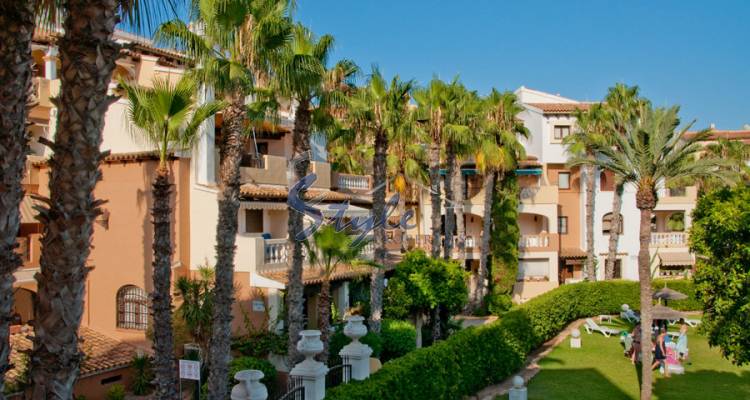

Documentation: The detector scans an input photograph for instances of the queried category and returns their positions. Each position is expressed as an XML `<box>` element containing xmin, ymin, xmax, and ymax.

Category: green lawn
<box><xmin>498</xmin><ymin>319</ymin><xmax>750</xmax><ymax>400</ymax></box>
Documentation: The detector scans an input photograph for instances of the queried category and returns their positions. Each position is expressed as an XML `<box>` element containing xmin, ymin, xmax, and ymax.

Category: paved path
<box><xmin>466</xmin><ymin>318</ymin><xmax>587</xmax><ymax>400</ymax></box>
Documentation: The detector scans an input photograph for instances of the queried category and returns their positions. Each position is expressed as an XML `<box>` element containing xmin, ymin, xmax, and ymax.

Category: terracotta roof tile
<box><xmin>32</xmin><ymin>151</ymin><xmax>174</xmax><ymax>168</ymax></box>
<box><xmin>7</xmin><ymin>326</ymin><xmax>138</xmax><ymax>385</ymax></box>
<box><xmin>559</xmin><ymin>248</ymin><xmax>587</xmax><ymax>259</ymax></box>
<box><xmin>240</xmin><ymin>184</ymin><xmax>372</xmax><ymax>205</ymax></box>
<box><xmin>684</xmin><ymin>129</ymin><xmax>750</xmax><ymax>142</ymax></box>
<box><xmin>260</xmin><ymin>262</ymin><xmax>396</xmax><ymax>286</ymax></box>
<box><xmin>527</xmin><ymin>102</ymin><xmax>593</xmax><ymax>114</ymax></box>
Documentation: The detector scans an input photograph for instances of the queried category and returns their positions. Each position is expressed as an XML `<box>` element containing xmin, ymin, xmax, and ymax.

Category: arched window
<box><xmin>117</xmin><ymin>285</ymin><xmax>148</xmax><ymax>330</ymax></box>
<box><xmin>602</xmin><ymin>213</ymin><xmax>623</xmax><ymax>234</ymax></box>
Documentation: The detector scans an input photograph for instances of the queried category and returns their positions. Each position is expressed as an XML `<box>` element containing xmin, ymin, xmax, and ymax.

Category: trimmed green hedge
<box><xmin>326</xmin><ymin>280</ymin><xmax>698</xmax><ymax>400</ymax></box>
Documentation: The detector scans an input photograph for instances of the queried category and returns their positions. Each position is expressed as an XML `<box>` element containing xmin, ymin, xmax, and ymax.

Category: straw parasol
<box><xmin>651</xmin><ymin>304</ymin><xmax>687</xmax><ymax>321</ymax></box>
<box><xmin>653</xmin><ymin>287</ymin><xmax>688</xmax><ymax>301</ymax></box>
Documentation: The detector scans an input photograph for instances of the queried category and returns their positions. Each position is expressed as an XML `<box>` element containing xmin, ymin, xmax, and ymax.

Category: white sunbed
<box><xmin>584</xmin><ymin>318</ymin><xmax>621</xmax><ymax>337</ymax></box>
<box><xmin>668</xmin><ymin>318</ymin><xmax>701</xmax><ymax>327</ymax></box>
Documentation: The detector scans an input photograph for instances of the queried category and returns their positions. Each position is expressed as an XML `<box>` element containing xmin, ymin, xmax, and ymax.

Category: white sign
<box><xmin>252</xmin><ymin>300</ymin><xmax>265</xmax><ymax>312</ymax></box>
<box><xmin>179</xmin><ymin>359</ymin><xmax>201</xmax><ymax>381</ymax></box>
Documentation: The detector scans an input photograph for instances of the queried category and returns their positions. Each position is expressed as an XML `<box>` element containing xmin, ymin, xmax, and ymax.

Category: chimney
<box><xmin>709</xmin><ymin>123</ymin><xmax>716</xmax><ymax>130</ymax></box>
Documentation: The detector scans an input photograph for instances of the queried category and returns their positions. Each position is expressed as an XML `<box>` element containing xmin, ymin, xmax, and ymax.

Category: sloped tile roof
<box><xmin>7</xmin><ymin>326</ymin><xmax>138</xmax><ymax>385</ymax></box>
<box><xmin>527</xmin><ymin>102</ymin><xmax>593</xmax><ymax>114</ymax></box>
<box><xmin>684</xmin><ymin>129</ymin><xmax>750</xmax><ymax>142</ymax></box>
<box><xmin>259</xmin><ymin>262</ymin><xmax>396</xmax><ymax>286</ymax></box>
<box><xmin>240</xmin><ymin>184</ymin><xmax>372</xmax><ymax>205</ymax></box>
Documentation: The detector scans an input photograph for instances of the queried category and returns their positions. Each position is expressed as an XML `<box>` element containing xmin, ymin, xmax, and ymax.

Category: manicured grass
<box><xmin>497</xmin><ymin>319</ymin><xmax>750</xmax><ymax>400</ymax></box>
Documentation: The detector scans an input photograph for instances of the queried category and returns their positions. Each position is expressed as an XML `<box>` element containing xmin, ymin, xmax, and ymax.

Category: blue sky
<box><xmin>293</xmin><ymin>0</ymin><xmax>749</xmax><ymax>130</ymax></box>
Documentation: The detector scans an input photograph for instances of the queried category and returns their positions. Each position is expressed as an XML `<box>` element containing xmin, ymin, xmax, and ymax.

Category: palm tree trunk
<box><xmin>474</xmin><ymin>171</ymin><xmax>495</xmax><ymax>309</ymax></box>
<box><xmin>286</xmin><ymin>100</ymin><xmax>312</xmax><ymax>361</ymax></box>
<box><xmin>585</xmin><ymin>164</ymin><xmax>597</xmax><ymax>280</ymax></box>
<box><xmin>443</xmin><ymin>145</ymin><xmax>456</xmax><ymax>259</ymax></box>
<box><xmin>317</xmin><ymin>278</ymin><xmax>331</xmax><ymax>362</ymax></box>
<box><xmin>636</xmin><ymin>188</ymin><xmax>656</xmax><ymax>400</ymax></box>
<box><xmin>206</xmin><ymin>95</ymin><xmax>245</xmax><ymax>399</ymax></box>
<box><xmin>151</xmin><ymin>168</ymin><xmax>179</xmax><ymax>399</ymax></box>
<box><xmin>428</xmin><ymin>128</ymin><xmax>442</xmax><ymax>258</ymax></box>
<box><xmin>605</xmin><ymin>182</ymin><xmax>624</xmax><ymax>280</ymax></box>
<box><xmin>370</xmin><ymin>128</ymin><xmax>388</xmax><ymax>334</ymax></box>
<box><xmin>0</xmin><ymin>2</ymin><xmax>33</xmax><ymax>393</ymax></box>
<box><xmin>31</xmin><ymin>2</ymin><xmax>120</xmax><ymax>398</ymax></box>
<box><xmin>398</xmin><ymin>187</ymin><xmax>407</xmax><ymax>253</ymax></box>
<box><xmin>453</xmin><ymin>158</ymin><xmax>465</xmax><ymax>260</ymax></box>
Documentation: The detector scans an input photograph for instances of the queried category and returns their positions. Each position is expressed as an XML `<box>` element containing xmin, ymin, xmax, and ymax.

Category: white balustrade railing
<box><xmin>518</xmin><ymin>234</ymin><xmax>551</xmax><ymax>249</ymax></box>
<box><xmin>650</xmin><ymin>232</ymin><xmax>687</xmax><ymax>247</ymax></box>
<box><xmin>264</xmin><ymin>239</ymin><xmax>289</xmax><ymax>264</ymax></box>
<box><xmin>337</xmin><ymin>174</ymin><xmax>371</xmax><ymax>191</ymax></box>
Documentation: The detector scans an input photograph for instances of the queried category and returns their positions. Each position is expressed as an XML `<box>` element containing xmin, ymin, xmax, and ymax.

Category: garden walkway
<box><xmin>466</xmin><ymin>318</ymin><xmax>587</xmax><ymax>400</ymax></box>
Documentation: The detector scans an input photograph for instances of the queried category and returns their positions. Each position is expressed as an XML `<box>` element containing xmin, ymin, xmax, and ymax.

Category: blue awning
<box><xmin>439</xmin><ymin>169</ymin><xmax>479</xmax><ymax>176</ymax></box>
<box><xmin>515</xmin><ymin>168</ymin><xmax>542</xmax><ymax>176</ymax></box>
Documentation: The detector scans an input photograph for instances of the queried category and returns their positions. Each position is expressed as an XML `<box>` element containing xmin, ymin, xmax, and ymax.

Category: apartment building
<box><xmin>412</xmin><ymin>86</ymin><xmax>719</xmax><ymax>302</ymax></box>
<box><xmin>13</xmin><ymin>28</ymin><xmax>375</xmax><ymax>364</ymax></box>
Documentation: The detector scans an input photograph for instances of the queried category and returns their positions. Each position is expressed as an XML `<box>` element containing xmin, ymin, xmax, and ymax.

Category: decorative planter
<box><xmin>343</xmin><ymin>315</ymin><xmax>367</xmax><ymax>343</ymax></box>
<box><xmin>297</xmin><ymin>330</ymin><xmax>324</xmax><ymax>361</ymax></box>
<box><xmin>231</xmin><ymin>369</ymin><xmax>268</xmax><ymax>400</ymax></box>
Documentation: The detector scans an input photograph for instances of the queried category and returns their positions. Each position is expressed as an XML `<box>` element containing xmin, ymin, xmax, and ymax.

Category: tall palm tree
<box><xmin>441</xmin><ymin>82</ymin><xmax>477</xmax><ymax>260</ymax></box>
<box><xmin>120</xmin><ymin>76</ymin><xmax>222</xmax><ymax>398</ymax></box>
<box><xmin>699</xmin><ymin>137</ymin><xmax>750</xmax><ymax>191</ymax></box>
<box><xmin>346</xmin><ymin>68</ymin><xmax>412</xmax><ymax>333</ymax></box>
<box><xmin>602</xmin><ymin>83</ymin><xmax>646</xmax><ymax>279</ymax></box>
<box><xmin>576</xmin><ymin>105</ymin><xmax>733</xmax><ymax>400</ymax></box>
<box><xmin>0</xmin><ymin>2</ymin><xmax>34</xmax><ymax>392</ymax></box>
<box><xmin>444</xmin><ymin>88</ymin><xmax>482</xmax><ymax>261</ymax></box>
<box><xmin>413</xmin><ymin>79</ymin><xmax>455</xmax><ymax>259</ymax></box>
<box><xmin>565</xmin><ymin>104</ymin><xmax>608</xmax><ymax>281</ymax></box>
<box><xmin>473</xmin><ymin>90</ymin><xmax>527</xmax><ymax>309</ymax></box>
<box><xmin>272</xmin><ymin>23</ymin><xmax>357</xmax><ymax>357</ymax></box>
<box><xmin>387</xmin><ymin>111</ymin><xmax>427</xmax><ymax>253</ymax></box>
<box><xmin>30</xmin><ymin>2</ymin><xmax>176</xmax><ymax>398</ymax></box>
<box><xmin>157</xmin><ymin>0</ymin><xmax>287</xmax><ymax>394</ymax></box>
<box><xmin>304</xmin><ymin>225</ymin><xmax>369</xmax><ymax>362</ymax></box>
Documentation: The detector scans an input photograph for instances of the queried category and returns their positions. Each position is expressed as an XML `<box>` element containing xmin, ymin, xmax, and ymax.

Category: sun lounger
<box><xmin>584</xmin><ymin>318</ymin><xmax>621</xmax><ymax>337</ymax></box>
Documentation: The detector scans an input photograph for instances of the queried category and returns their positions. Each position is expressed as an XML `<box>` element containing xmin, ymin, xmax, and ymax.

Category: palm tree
<box><xmin>345</xmin><ymin>68</ymin><xmax>412</xmax><ymax>333</ymax></box>
<box><xmin>304</xmin><ymin>225</ymin><xmax>369</xmax><ymax>362</ymax></box>
<box><xmin>174</xmin><ymin>266</ymin><xmax>216</xmax><ymax>361</ymax></box>
<box><xmin>602</xmin><ymin>83</ymin><xmax>647</xmax><ymax>279</ymax></box>
<box><xmin>272</xmin><ymin>23</ymin><xmax>357</xmax><ymax>357</ymax></box>
<box><xmin>576</xmin><ymin>105</ymin><xmax>733</xmax><ymax>399</ymax></box>
<box><xmin>120</xmin><ymin>76</ymin><xmax>222</xmax><ymax>398</ymax></box>
<box><xmin>0</xmin><ymin>2</ymin><xmax>35</xmax><ymax>391</ymax></box>
<box><xmin>699</xmin><ymin>137</ymin><xmax>750</xmax><ymax>191</ymax></box>
<box><xmin>387</xmin><ymin>111</ymin><xmax>427</xmax><ymax>253</ymax></box>
<box><xmin>473</xmin><ymin>90</ymin><xmax>527</xmax><ymax>309</ymax></box>
<box><xmin>441</xmin><ymin>82</ymin><xmax>477</xmax><ymax>260</ymax></box>
<box><xmin>413</xmin><ymin>79</ymin><xmax>455</xmax><ymax>259</ymax></box>
<box><xmin>444</xmin><ymin>88</ymin><xmax>482</xmax><ymax>261</ymax></box>
<box><xmin>157</xmin><ymin>1</ymin><xmax>289</xmax><ymax>394</ymax></box>
<box><xmin>30</xmin><ymin>2</ymin><xmax>176</xmax><ymax>398</ymax></box>
<box><xmin>565</xmin><ymin>104</ymin><xmax>608</xmax><ymax>281</ymax></box>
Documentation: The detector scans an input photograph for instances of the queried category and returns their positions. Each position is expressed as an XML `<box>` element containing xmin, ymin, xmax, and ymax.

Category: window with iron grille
<box><xmin>117</xmin><ymin>285</ymin><xmax>148</xmax><ymax>330</ymax></box>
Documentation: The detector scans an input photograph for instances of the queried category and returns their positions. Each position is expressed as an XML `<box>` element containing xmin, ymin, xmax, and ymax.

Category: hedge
<box><xmin>326</xmin><ymin>279</ymin><xmax>698</xmax><ymax>400</ymax></box>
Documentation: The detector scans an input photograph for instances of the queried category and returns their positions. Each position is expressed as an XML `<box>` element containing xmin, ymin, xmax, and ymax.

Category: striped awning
<box><xmin>658</xmin><ymin>252</ymin><xmax>694</xmax><ymax>267</ymax></box>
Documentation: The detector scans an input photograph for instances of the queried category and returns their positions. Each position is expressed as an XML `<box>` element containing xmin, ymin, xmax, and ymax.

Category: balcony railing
<box><xmin>650</xmin><ymin>232</ymin><xmax>688</xmax><ymax>247</ymax></box>
<box><xmin>334</xmin><ymin>173</ymin><xmax>371</xmax><ymax>191</ymax></box>
<box><xmin>519</xmin><ymin>234</ymin><xmax>550</xmax><ymax>249</ymax></box>
<box><xmin>262</xmin><ymin>235</ymin><xmax>373</xmax><ymax>270</ymax></box>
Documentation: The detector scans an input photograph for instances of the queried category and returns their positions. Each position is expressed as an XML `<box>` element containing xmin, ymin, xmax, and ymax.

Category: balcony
<box><xmin>650</xmin><ymin>232</ymin><xmax>688</xmax><ymax>248</ymax></box>
<box><xmin>15</xmin><ymin>234</ymin><xmax>41</xmax><ymax>268</ymax></box>
<box><xmin>519</xmin><ymin>185</ymin><xmax>558</xmax><ymax>204</ymax></box>
<box><xmin>333</xmin><ymin>173</ymin><xmax>372</xmax><ymax>192</ymax></box>
<box><xmin>31</xmin><ymin>77</ymin><xmax>60</xmax><ymax>109</ymax></box>
<box><xmin>240</xmin><ymin>155</ymin><xmax>288</xmax><ymax>186</ymax></box>
<box><xmin>410</xmin><ymin>234</ymin><xmax>481</xmax><ymax>258</ymax></box>
<box><xmin>518</xmin><ymin>233</ymin><xmax>559</xmax><ymax>252</ymax></box>
<box><xmin>258</xmin><ymin>235</ymin><xmax>374</xmax><ymax>274</ymax></box>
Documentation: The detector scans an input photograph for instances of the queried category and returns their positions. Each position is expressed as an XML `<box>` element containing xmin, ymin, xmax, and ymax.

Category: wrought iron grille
<box><xmin>325</xmin><ymin>363</ymin><xmax>352</xmax><ymax>389</ymax></box>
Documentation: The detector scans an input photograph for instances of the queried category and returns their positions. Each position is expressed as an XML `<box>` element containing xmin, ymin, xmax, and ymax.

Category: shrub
<box><xmin>232</xmin><ymin>330</ymin><xmax>287</xmax><ymax>358</ymax></box>
<box><xmin>326</xmin><ymin>280</ymin><xmax>699</xmax><ymax>400</ymax></box>
<box><xmin>130</xmin><ymin>354</ymin><xmax>154</xmax><ymax>395</ymax></box>
<box><xmin>228</xmin><ymin>356</ymin><xmax>277</xmax><ymax>391</ymax></box>
<box><xmin>104</xmin><ymin>384</ymin><xmax>126</xmax><ymax>400</ymax></box>
<box><xmin>380</xmin><ymin>319</ymin><xmax>417</xmax><ymax>362</ymax></box>
<box><xmin>328</xmin><ymin>325</ymin><xmax>383</xmax><ymax>365</ymax></box>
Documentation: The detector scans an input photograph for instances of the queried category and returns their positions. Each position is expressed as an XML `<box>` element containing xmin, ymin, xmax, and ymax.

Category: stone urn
<box><xmin>297</xmin><ymin>330</ymin><xmax>324</xmax><ymax>361</ymax></box>
<box><xmin>231</xmin><ymin>369</ymin><xmax>267</xmax><ymax>400</ymax></box>
<box><xmin>343</xmin><ymin>315</ymin><xmax>367</xmax><ymax>343</ymax></box>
